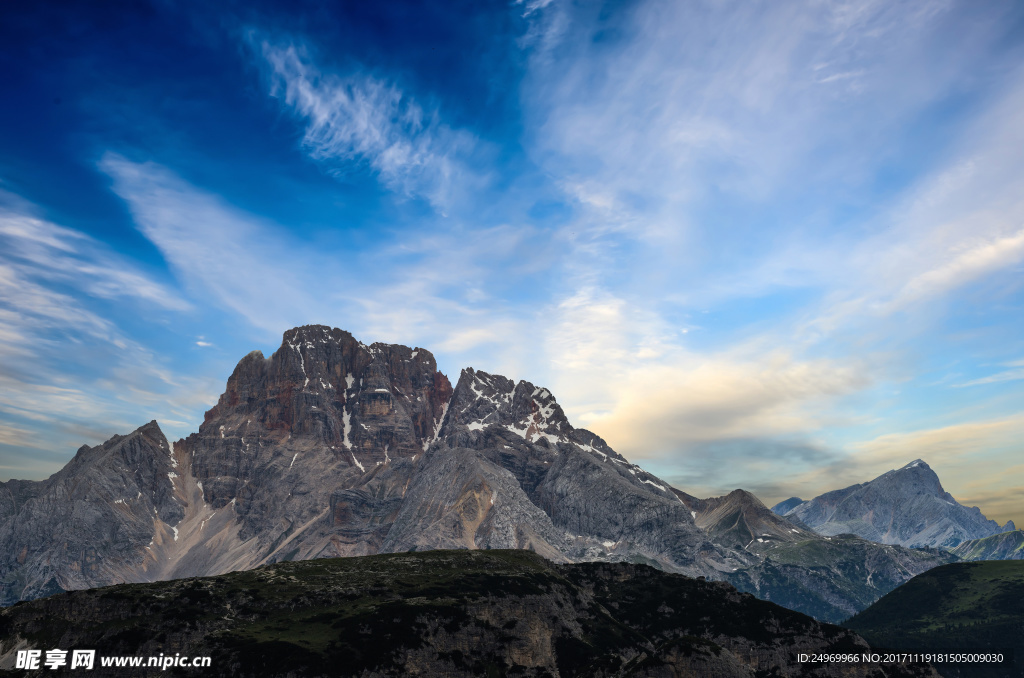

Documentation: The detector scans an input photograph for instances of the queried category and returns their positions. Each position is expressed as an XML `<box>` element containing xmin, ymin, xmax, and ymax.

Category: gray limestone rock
<box><xmin>0</xmin><ymin>421</ymin><xmax>182</xmax><ymax>605</ymax></box>
<box><xmin>0</xmin><ymin>325</ymin><xmax>954</xmax><ymax>623</ymax></box>
<box><xmin>782</xmin><ymin>460</ymin><xmax>1014</xmax><ymax>549</ymax></box>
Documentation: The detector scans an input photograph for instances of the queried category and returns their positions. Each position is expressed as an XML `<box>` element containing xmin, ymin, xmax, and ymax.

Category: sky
<box><xmin>1</xmin><ymin>0</ymin><xmax>1023</xmax><ymax>525</ymax></box>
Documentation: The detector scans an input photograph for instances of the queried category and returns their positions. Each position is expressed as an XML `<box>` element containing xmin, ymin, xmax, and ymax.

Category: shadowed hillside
<box><xmin>0</xmin><ymin>549</ymin><xmax>939</xmax><ymax>677</ymax></box>
<box><xmin>844</xmin><ymin>561</ymin><xmax>1024</xmax><ymax>678</ymax></box>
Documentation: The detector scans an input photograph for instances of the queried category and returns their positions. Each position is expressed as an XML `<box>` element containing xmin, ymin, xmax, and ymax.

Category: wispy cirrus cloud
<box><xmin>255</xmin><ymin>37</ymin><xmax>481</xmax><ymax>212</ymax></box>
<box><xmin>100</xmin><ymin>152</ymin><xmax>319</xmax><ymax>336</ymax></box>
<box><xmin>957</xmin><ymin>360</ymin><xmax>1024</xmax><ymax>387</ymax></box>
<box><xmin>98</xmin><ymin>153</ymin><xmax>558</xmax><ymax>379</ymax></box>
<box><xmin>508</xmin><ymin>0</ymin><xmax>1024</xmax><ymax>521</ymax></box>
<box><xmin>0</xmin><ymin>196</ymin><xmax>189</xmax><ymax>358</ymax></box>
<box><xmin>0</xmin><ymin>195</ymin><xmax>220</xmax><ymax>475</ymax></box>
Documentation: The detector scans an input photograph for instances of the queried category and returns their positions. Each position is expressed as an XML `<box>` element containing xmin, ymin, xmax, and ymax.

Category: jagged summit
<box><xmin>0</xmin><ymin>326</ymin><xmax>955</xmax><ymax>622</ymax></box>
<box><xmin>199</xmin><ymin>324</ymin><xmax>452</xmax><ymax>478</ymax></box>
<box><xmin>779</xmin><ymin>459</ymin><xmax>1014</xmax><ymax>548</ymax></box>
<box><xmin>0</xmin><ymin>421</ymin><xmax>183</xmax><ymax>603</ymax></box>
<box><xmin>442</xmin><ymin>368</ymin><xmax>573</xmax><ymax>446</ymax></box>
<box><xmin>679</xmin><ymin>488</ymin><xmax>817</xmax><ymax>554</ymax></box>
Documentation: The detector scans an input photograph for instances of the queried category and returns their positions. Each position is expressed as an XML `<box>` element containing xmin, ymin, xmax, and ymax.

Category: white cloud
<box><xmin>98</xmin><ymin>153</ymin><xmax>561</xmax><ymax>384</ymax></box>
<box><xmin>793</xmin><ymin>70</ymin><xmax>1024</xmax><ymax>343</ymax></box>
<box><xmin>0</xmin><ymin>422</ymin><xmax>47</xmax><ymax>450</ymax></box>
<box><xmin>256</xmin><ymin>38</ymin><xmax>479</xmax><ymax>211</ymax></box>
<box><xmin>957</xmin><ymin>361</ymin><xmax>1024</xmax><ymax>388</ymax></box>
<box><xmin>518</xmin><ymin>0</ymin><xmax>1022</xmax><ymax>316</ymax></box>
<box><xmin>523</xmin><ymin>0</ymin><xmax>969</xmax><ymax>219</ymax></box>
<box><xmin>0</xmin><ymin>207</ymin><xmax>190</xmax><ymax>313</ymax></box>
<box><xmin>0</xmin><ymin>202</ymin><xmax>191</xmax><ymax>371</ymax></box>
<box><xmin>100</xmin><ymin>153</ymin><xmax>320</xmax><ymax>336</ymax></box>
<box><xmin>0</xmin><ymin>197</ymin><xmax>221</xmax><ymax>477</ymax></box>
<box><xmin>886</xmin><ymin>230</ymin><xmax>1024</xmax><ymax>310</ymax></box>
<box><xmin>537</xmin><ymin>288</ymin><xmax>870</xmax><ymax>463</ymax></box>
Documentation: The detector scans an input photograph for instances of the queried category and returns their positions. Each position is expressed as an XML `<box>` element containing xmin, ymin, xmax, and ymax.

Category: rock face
<box><xmin>775</xmin><ymin>460</ymin><xmax>1015</xmax><ymax>549</ymax></box>
<box><xmin>728</xmin><ymin>533</ymin><xmax>957</xmax><ymax>623</ymax></box>
<box><xmin>0</xmin><ymin>325</ymin><xmax>953</xmax><ymax>623</ymax></box>
<box><xmin>0</xmin><ymin>550</ymin><xmax>940</xmax><ymax>678</ymax></box>
<box><xmin>0</xmin><ymin>421</ymin><xmax>182</xmax><ymax>604</ymax></box>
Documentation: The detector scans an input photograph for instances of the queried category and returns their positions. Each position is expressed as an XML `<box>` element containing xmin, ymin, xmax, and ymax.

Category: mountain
<box><xmin>844</xmin><ymin>561</ymin><xmax>1024</xmax><ymax>678</ymax></box>
<box><xmin>951</xmin><ymin>530</ymin><xmax>1024</xmax><ymax>561</ymax></box>
<box><xmin>0</xmin><ymin>549</ymin><xmax>940</xmax><ymax>678</ymax></box>
<box><xmin>0</xmin><ymin>421</ymin><xmax>182</xmax><ymax>603</ymax></box>
<box><xmin>774</xmin><ymin>460</ymin><xmax>1015</xmax><ymax>549</ymax></box>
<box><xmin>679</xmin><ymin>489</ymin><xmax>957</xmax><ymax>622</ymax></box>
<box><xmin>0</xmin><ymin>325</ymin><xmax>953</xmax><ymax>623</ymax></box>
<box><xmin>771</xmin><ymin>496</ymin><xmax>805</xmax><ymax>515</ymax></box>
<box><xmin>729</xmin><ymin>533</ymin><xmax>956</xmax><ymax>624</ymax></box>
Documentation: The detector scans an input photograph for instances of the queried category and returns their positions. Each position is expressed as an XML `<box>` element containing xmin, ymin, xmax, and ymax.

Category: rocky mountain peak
<box><xmin>873</xmin><ymin>459</ymin><xmax>955</xmax><ymax>503</ymax></box>
<box><xmin>0</xmin><ymin>420</ymin><xmax>185</xmax><ymax>603</ymax></box>
<box><xmin>770</xmin><ymin>496</ymin><xmax>805</xmax><ymax>515</ymax></box>
<box><xmin>0</xmin><ymin>325</ymin><xmax>960</xmax><ymax>623</ymax></box>
<box><xmin>439</xmin><ymin>368</ymin><xmax>573</xmax><ymax>448</ymax></box>
<box><xmin>186</xmin><ymin>326</ymin><xmax>453</xmax><ymax>510</ymax></box>
<box><xmin>781</xmin><ymin>459</ymin><xmax>1013</xmax><ymax>548</ymax></box>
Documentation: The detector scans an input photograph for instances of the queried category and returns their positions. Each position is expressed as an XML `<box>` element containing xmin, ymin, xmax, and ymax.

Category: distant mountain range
<box><xmin>772</xmin><ymin>460</ymin><xmax>1015</xmax><ymax>549</ymax></box>
<box><xmin>0</xmin><ymin>326</ymin><xmax>956</xmax><ymax>623</ymax></box>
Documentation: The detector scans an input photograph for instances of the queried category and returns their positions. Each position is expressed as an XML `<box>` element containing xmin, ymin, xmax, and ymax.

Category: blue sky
<box><xmin>2</xmin><ymin>0</ymin><xmax>1023</xmax><ymax>524</ymax></box>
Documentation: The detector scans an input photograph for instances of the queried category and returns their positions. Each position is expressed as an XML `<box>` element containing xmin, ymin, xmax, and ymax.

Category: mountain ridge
<box><xmin>951</xmin><ymin>529</ymin><xmax>1024</xmax><ymax>561</ymax></box>
<box><xmin>0</xmin><ymin>325</ymin><xmax>954</xmax><ymax>623</ymax></box>
<box><xmin>772</xmin><ymin>459</ymin><xmax>1014</xmax><ymax>549</ymax></box>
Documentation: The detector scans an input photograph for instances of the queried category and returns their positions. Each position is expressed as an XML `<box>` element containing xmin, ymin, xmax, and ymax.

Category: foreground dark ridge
<box><xmin>0</xmin><ymin>549</ymin><xmax>939</xmax><ymax>678</ymax></box>
<box><xmin>0</xmin><ymin>325</ymin><xmax>953</xmax><ymax>623</ymax></box>
<box><xmin>844</xmin><ymin>561</ymin><xmax>1024</xmax><ymax>678</ymax></box>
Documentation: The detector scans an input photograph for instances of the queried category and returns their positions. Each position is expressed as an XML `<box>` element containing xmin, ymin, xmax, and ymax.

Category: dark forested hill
<box><xmin>844</xmin><ymin>561</ymin><xmax>1024</xmax><ymax>678</ymax></box>
<box><xmin>0</xmin><ymin>549</ymin><xmax>940</xmax><ymax>677</ymax></box>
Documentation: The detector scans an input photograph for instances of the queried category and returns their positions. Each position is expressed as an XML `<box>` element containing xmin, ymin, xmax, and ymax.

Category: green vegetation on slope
<box><xmin>952</xmin><ymin>531</ymin><xmax>1024</xmax><ymax>561</ymax></box>
<box><xmin>728</xmin><ymin>533</ymin><xmax>957</xmax><ymax>624</ymax></box>
<box><xmin>0</xmin><ymin>549</ymin><xmax>939</xmax><ymax>678</ymax></box>
<box><xmin>844</xmin><ymin>561</ymin><xmax>1024</xmax><ymax>678</ymax></box>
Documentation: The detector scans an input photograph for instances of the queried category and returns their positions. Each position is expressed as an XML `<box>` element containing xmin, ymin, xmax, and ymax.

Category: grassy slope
<box><xmin>844</xmin><ymin>561</ymin><xmax>1024</xmax><ymax>678</ymax></box>
<box><xmin>952</xmin><ymin>531</ymin><xmax>1024</xmax><ymax>561</ymax></box>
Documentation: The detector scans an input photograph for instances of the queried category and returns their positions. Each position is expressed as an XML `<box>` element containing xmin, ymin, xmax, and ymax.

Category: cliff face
<box><xmin>0</xmin><ymin>550</ymin><xmax>940</xmax><ymax>678</ymax></box>
<box><xmin>0</xmin><ymin>421</ymin><xmax>182</xmax><ymax>604</ymax></box>
<box><xmin>776</xmin><ymin>460</ymin><xmax>1015</xmax><ymax>549</ymax></box>
<box><xmin>0</xmin><ymin>325</ymin><xmax>953</xmax><ymax>623</ymax></box>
